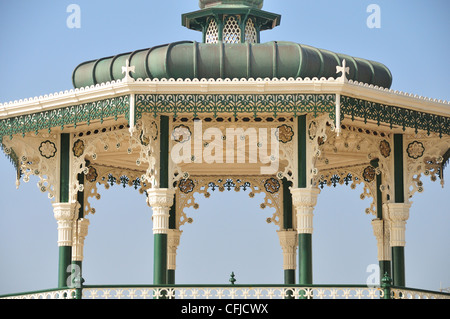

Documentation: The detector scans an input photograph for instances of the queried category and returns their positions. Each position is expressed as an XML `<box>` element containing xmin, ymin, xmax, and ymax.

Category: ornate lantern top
<box><xmin>199</xmin><ymin>0</ymin><xmax>264</xmax><ymax>9</ymax></box>
<box><xmin>183</xmin><ymin>0</ymin><xmax>280</xmax><ymax>43</ymax></box>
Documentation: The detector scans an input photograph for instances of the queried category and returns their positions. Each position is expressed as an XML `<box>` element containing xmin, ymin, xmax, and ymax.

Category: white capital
<box><xmin>167</xmin><ymin>229</ymin><xmax>183</xmax><ymax>270</ymax></box>
<box><xmin>53</xmin><ymin>202</ymin><xmax>77</xmax><ymax>246</ymax></box>
<box><xmin>147</xmin><ymin>188</ymin><xmax>175</xmax><ymax>234</ymax></box>
<box><xmin>72</xmin><ymin>218</ymin><xmax>90</xmax><ymax>262</ymax></box>
<box><xmin>277</xmin><ymin>230</ymin><xmax>298</xmax><ymax>270</ymax></box>
<box><xmin>385</xmin><ymin>203</ymin><xmax>411</xmax><ymax>247</ymax></box>
<box><xmin>290</xmin><ymin>188</ymin><xmax>320</xmax><ymax>234</ymax></box>
<box><xmin>371</xmin><ymin>218</ymin><xmax>391</xmax><ymax>261</ymax></box>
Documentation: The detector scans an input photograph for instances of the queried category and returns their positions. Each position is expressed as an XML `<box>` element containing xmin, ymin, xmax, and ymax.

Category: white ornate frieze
<box><xmin>2</xmin><ymin>131</ymin><xmax>59</xmax><ymax>200</ymax></box>
<box><xmin>175</xmin><ymin>175</ymin><xmax>284</xmax><ymax>230</ymax></box>
<box><xmin>404</xmin><ymin>133</ymin><xmax>450</xmax><ymax>200</ymax></box>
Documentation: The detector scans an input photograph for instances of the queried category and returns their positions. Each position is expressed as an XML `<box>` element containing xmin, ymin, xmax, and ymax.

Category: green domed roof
<box><xmin>72</xmin><ymin>41</ymin><xmax>392</xmax><ymax>89</ymax></box>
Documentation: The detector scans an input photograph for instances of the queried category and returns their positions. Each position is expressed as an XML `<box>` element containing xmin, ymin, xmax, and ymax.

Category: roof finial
<box><xmin>336</xmin><ymin>59</ymin><xmax>350</xmax><ymax>82</ymax></box>
<box><xmin>121</xmin><ymin>59</ymin><xmax>135</xmax><ymax>83</ymax></box>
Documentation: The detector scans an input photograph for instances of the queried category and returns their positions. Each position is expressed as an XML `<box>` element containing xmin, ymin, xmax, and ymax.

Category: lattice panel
<box><xmin>205</xmin><ymin>19</ymin><xmax>218</xmax><ymax>44</ymax></box>
<box><xmin>245</xmin><ymin>18</ymin><xmax>257</xmax><ymax>43</ymax></box>
<box><xmin>223</xmin><ymin>16</ymin><xmax>241</xmax><ymax>43</ymax></box>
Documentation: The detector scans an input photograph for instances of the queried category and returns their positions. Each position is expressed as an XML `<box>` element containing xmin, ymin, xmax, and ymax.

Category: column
<box><xmin>53</xmin><ymin>202</ymin><xmax>76</xmax><ymax>288</ymax></box>
<box><xmin>389</xmin><ymin>133</ymin><xmax>409</xmax><ymax>286</ymax></box>
<box><xmin>167</xmin><ymin>229</ymin><xmax>182</xmax><ymax>285</ymax></box>
<box><xmin>291</xmin><ymin>188</ymin><xmax>320</xmax><ymax>285</ymax></box>
<box><xmin>277</xmin><ymin>230</ymin><xmax>297</xmax><ymax>284</ymax></box>
<box><xmin>147</xmin><ymin>188</ymin><xmax>175</xmax><ymax>285</ymax></box>
<box><xmin>386</xmin><ymin>202</ymin><xmax>410</xmax><ymax>287</ymax></box>
<box><xmin>72</xmin><ymin>218</ymin><xmax>90</xmax><ymax>287</ymax></box>
<box><xmin>292</xmin><ymin>114</ymin><xmax>320</xmax><ymax>285</ymax></box>
<box><xmin>279</xmin><ymin>178</ymin><xmax>296</xmax><ymax>284</ymax></box>
<box><xmin>371</xmin><ymin>217</ymin><xmax>391</xmax><ymax>279</ymax></box>
<box><xmin>55</xmin><ymin>132</ymin><xmax>74</xmax><ymax>288</ymax></box>
<box><xmin>370</xmin><ymin>159</ymin><xmax>391</xmax><ymax>279</ymax></box>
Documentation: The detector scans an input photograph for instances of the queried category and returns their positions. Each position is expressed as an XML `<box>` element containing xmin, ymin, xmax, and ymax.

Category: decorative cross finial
<box><xmin>122</xmin><ymin>59</ymin><xmax>135</xmax><ymax>82</ymax></box>
<box><xmin>336</xmin><ymin>59</ymin><xmax>350</xmax><ymax>82</ymax></box>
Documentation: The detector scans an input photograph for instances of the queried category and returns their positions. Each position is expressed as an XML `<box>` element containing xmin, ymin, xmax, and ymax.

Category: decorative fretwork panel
<box><xmin>223</xmin><ymin>16</ymin><xmax>241</xmax><ymax>44</ymax></box>
<box><xmin>175</xmin><ymin>175</ymin><xmax>283</xmax><ymax>230</ymax></box>
<box><xmin>205</xmin><ymin>19</ymin><xmax>218</xmax><ymax>44</ymax></box>
<box><xmin>168</xmin><ymin>115</ymin><xmax>297</xmax><ymax>186</ymax></box>
<box><xmin>0</xmin><ymin>96</ymin><xmax>129</xmax><ymax>142</ymax></box>
<box><xmin>404</xmin><ymin>134</ymin><xmax>450</xmax><ymax>199</ymax></box>
<box><xmin>341</xmin><ymin>96</ymin><xmax>450</xmax><ymax>137</ymax></box>
<box><xmin>2</xmin><ymin>132</ymin><xmax>59</xmax><ymax>200</ymax></box>
<box><xmin>244</xmin><ymin>18</ymin><xmax>257</xmax><ymax>43</ymax></box>
<box><xmin>135</xmin><ymin>94</ymin><xmax>336</xmax><ymax>119</ymax></box>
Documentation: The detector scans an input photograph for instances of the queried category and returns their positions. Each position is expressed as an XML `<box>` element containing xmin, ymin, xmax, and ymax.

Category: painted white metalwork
<box><xmin>1</xmin><ymin>289</ymin><xmax>76</xmax><ymax>299</ymax></box>
<box><xmin>391</xmin><ymin>288</ymin><xmax>449</xmax><ymax>299</ymax></box>
<box><xmin>80</xmin><ymin>286</ymin><xmax>386</xmax><ymax>299</ymax></box>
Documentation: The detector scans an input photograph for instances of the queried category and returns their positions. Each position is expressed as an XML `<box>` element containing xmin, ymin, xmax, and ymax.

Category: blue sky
<box><xmin>0</xmin><ymin>0</ymin><xmax>449</xmax><ymax>295</ymax></box>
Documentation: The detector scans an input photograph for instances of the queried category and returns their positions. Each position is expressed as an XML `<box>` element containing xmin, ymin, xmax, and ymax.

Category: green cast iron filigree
<box><xmin>135</xmin><ymin>93</ymin><xmax>336</xmax><ymax>118</ymax></box>
<box><xmin>340</xmin><ymin>96</ymin><xmax>450</xmax><ymax>137</ymax></box>
<box><xmin>0</xmin><ymin>96</ymin><xmax>130</xmax><ymax>142</ymax></box>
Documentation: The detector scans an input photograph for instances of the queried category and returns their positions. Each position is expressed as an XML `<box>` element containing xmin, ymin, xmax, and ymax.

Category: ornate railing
<box><xmin>0</xmin><ymin>287</ymin><xmax>77</xmax><ymax>299</ymax></box>
<box><xmin>1</xmin><ymin>284</ymin><xmax>449</xmax><ymax>299</ymax></box>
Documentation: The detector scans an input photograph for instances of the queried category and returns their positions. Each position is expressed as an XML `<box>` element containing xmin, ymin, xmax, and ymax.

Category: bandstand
<box><xmin>0</xmin><ymin>0</ymin><xmax>449</xmax><ymax>300</ymax></box>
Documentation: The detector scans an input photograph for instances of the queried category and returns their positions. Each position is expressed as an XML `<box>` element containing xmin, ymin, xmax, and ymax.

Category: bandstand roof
<box><xmin>0</xmin><ymin>0</ymin><xmax>449</xmax><ymax>166</ymax></box>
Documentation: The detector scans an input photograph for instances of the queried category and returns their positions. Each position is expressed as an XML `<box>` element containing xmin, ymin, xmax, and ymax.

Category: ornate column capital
<box><xmin>371</xmin><ymin>218</ymin><xmax>391</xmax><ymax>261</ymax></box>
<box><xmin>167</xmin><ymin>229</ymin><xmax>183</xmax><ymax>270</ymax></box>
<box><xmin>290</xmin><ymin>188</ymin><xmax>320</xmax><ymax>234</ymax></box>
<box><xmin>385</xmin><ymin>203</ymin><xmax>411</xmax><ymax>247</ymax></box>
<box><xmin>72</xmin><ymin>218</ymin><xmax>90</xmax><ymax>262</ymax></box>
<box><xmin>147</xmin><ymin>188</ymin><xmax>175</xmax><ymax>234</ymax></box>
<box><xmin>52</xmin><ymin>202</ymin><xmax>77</xmax><ymax>246</ymax></box>
<box><xmin>277</xmin><ymin>229</ymin><xmax>298</xmax><ymax>270</ymax></box>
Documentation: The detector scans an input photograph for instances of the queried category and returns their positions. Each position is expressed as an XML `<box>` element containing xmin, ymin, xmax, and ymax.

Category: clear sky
<box><xmin>0</xmin><ymin>0</ymin><xmax>449</xmax><ymax>295</ymax></box>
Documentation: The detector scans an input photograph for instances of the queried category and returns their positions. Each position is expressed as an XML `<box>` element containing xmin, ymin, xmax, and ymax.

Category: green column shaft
<box><xmin>392</xmin><ymin>134</ymin><xmax>406</xmax><ymax>286</ymax></box>
<box><xmin>167</xmin><ymin>269</ymin><xmax>175</xmax><ymax>285</ymax></box>
<box><xmin>154</xmin><ymin>234</ymin><xmax>168</xmax><ymax>285</ymax></box>
<box><xmin>393</xmin><ymin>134</ymin><xmax>404</xmax><ymax>203</ymax></box>
<box><xmin>159</xmin><ymin>115</ymin><xmax>169</xmax><ymax>188</ymax></box>
<box><xmin>284</xmin><ymin>269</ymin><xmax>295</xmax><ymax>285</ymax></box>
<box><xmin>298</xmin><ymin>233</ymin><xmax>312</xmax><ymax>285</ymax></box>
<box><xmin>58</xmin><ymin>133</ymin><xmax>72</xmax><ymax>288</ymax></box>
<box><xmin>282</xmin><ymin>178</ymin><xmax>295</xmax><ymax>285</ymax></box>
<box><xmin>297</xmin><ymin>115</ymin><xmax>307</xmax><ymax>188</ymax></box>
<box><xmin>282</xmin><ymin>178</ymin><xmax>293</xmax><ymax>230</ymax></box>
<box><xmin>59</xmin><ymin>133</ymin><xmax>70</xmax><ymax>203</ymax></box>
<box><xmin>58</xmin><ymin>246</ymin><xmax>72</xmax><ymax>288</ymax></box>
<box><xmin>392</xmin><ymin>247</ymin><xmax>405</xmax><ymax>286</ymax></box>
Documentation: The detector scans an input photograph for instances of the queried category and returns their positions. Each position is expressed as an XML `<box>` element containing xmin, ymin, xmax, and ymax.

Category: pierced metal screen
<box><xmin>223</xmin><ymin>16</ymin><xmax>241</xmax><ymax>43</ymax></box>
<box><xmin>205</xmin><ymin>19</ymin><xmax>219</xmax><ymax>44</ymax></box>
<box><xmin>245</xmin><ymin>18</ymin><xmax>257</xmax><ymax>43</ymax></box>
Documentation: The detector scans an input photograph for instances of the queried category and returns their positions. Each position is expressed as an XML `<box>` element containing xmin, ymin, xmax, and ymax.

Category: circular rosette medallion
<box><xmin>85</xmin><ymin>166</ymin><xmax>98</xmax><ymax>182</ymax></box>
<box><xmin>73</xmin><ymin>139</ymin><xmax>85</xmax><ymax>157</ymax></box>
<box><xmin>39</xmin><ymin>140</ymin><xmax>57</xmax><ymax>159</ymax></box>
<box><xmin>264</xmin><ymin>177</ymin><xmax>280</xmax><ymax>193</ymax></box>
<box><xmin>275</xmin><ymin>124</ymin><xmax>294</xmax><ymax>143</ymax></box>
<box><xmin>379</xmin><ymin>140</ymin><xmax>391</xmax><ymax>158</ymax></box>
<box><xmin>179</xmin><ymin>178</ymin><xmax>195</xmax><ymax>194</ymax></box>
<box><xmin>363</xmin><ymin>166</ymin><xmax>376</xmax><ymax>182</ymax></box>
<box><xmin>406</xmin><ymin>141</ymin><xmax>425</xmax><ymax>159</ymax></box>
<box><xmin>172</xmin><ymin>125</ymin><xmax>191</xmax><ymax>143</ymax></box>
